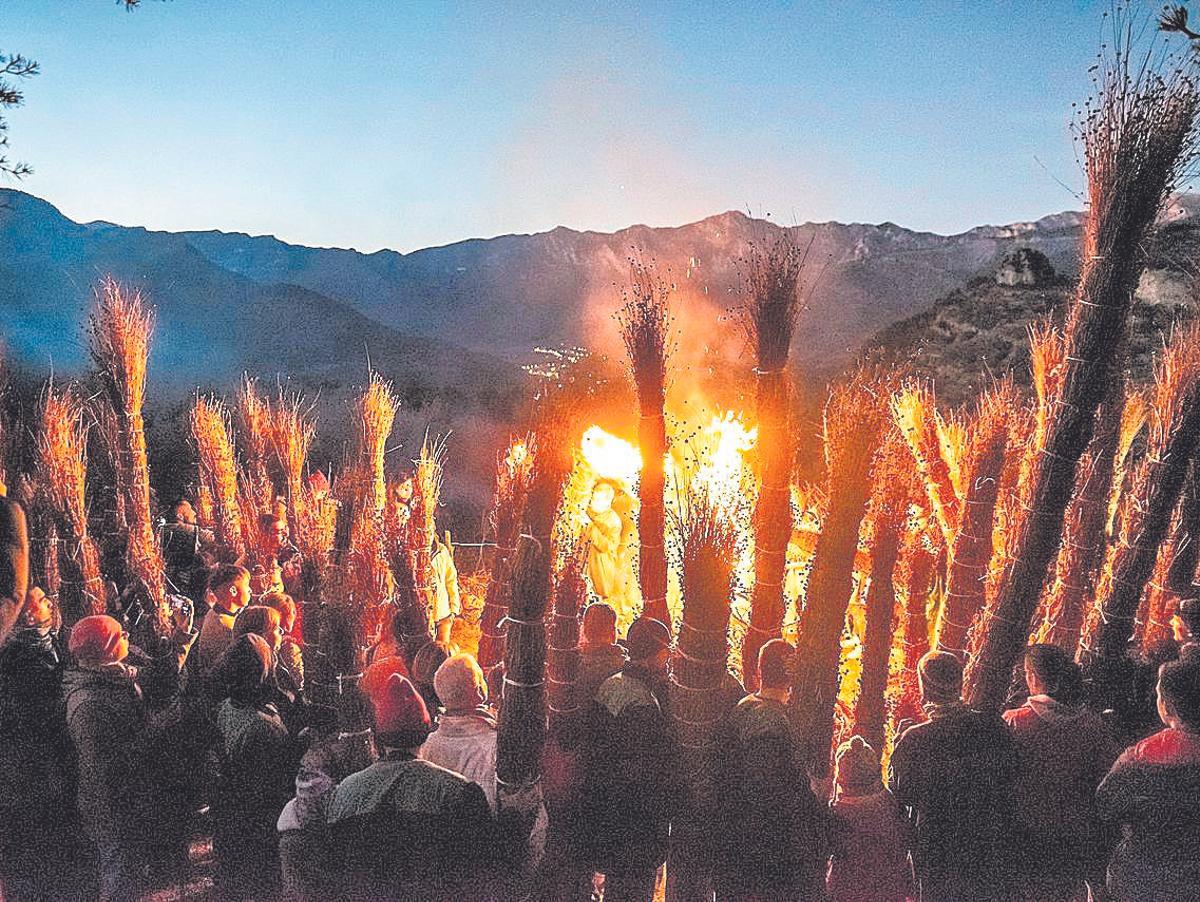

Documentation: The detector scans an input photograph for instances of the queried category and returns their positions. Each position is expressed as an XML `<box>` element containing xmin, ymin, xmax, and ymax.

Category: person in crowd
<box><xmin>1096</xmin><ymin>656</ymin><xmax>1200</xmax><ymax>901</ymax></box>
<box><xmin>577</xmin><ymin>601</ymin><xmax>627</xmax><ymax>705</ymax></box>
<box><xmin>420</xmin><ymin>652</ymin><xmax>498</xmax><ymax>808</ymax></box>
<box><xmin>324</xmin><ymin>673</ymin><xmax>497</xmax><ymax>898</ymax></box>
<box><xmin>193</xmin><ymin>564</ymin><xmax>250</xmax><ymax>676</ymax></box>
<box><xmin>0</xmin><ymin>471</ymin><xmax>29</xmax><ymax>646</ymax></box>
<box><xmin>888</xmin><ymin>650</ymin><xmax>1018</xmax><ymax>902</ymax></box>
<box><xmin>431</xmin><ymin>530</ymin><xmax>461</xmax><ymax>645</ymax></box>
<box><xmin>62</xmin><ymin>613</ymin><xmax>194</xmax><ymax>902</ymax></box>
<box><xmin>715</xmin><ymin>637</ymin><xmax>829</xmax><ymax>902</ymax></box>
<box><xmin>1003</xmin><ymin>643</ymin><xmax>1120</xmax><ymax>900</ymax></box>
<box><xmin>210</xmin><ymin>633</ymin><xmax>299</xmax><ymax>900</ymax></box>
<box><xmin>573</xmin><ymin>616</ymin><xmax>680</xmax><ymax>902</ymax></box>
<box><xmin>235</xmin><ymin>604</ymin><xmax>305</xmax><ymax>732</ymax></box>
<box><xmin>827</xmin><ymin>735</ymin><xmax>911</xmax><ymax>902</ymax></box>
<box><xmin>410</xmin><ymin>638</ymin><xmax>454</xmax><ymax>717</ymax></box>
<box><xmin>160</xmin><ymin>499</ymin><xmax>213</xmax><ymax>604</ymax></box>
<box><xmin>0</xmin><ymin>586</ymin><xmax>72</xmax><ymax>899</ymax></box>
<box><xmin>1171</xmin><ymin>593</ymin><xmax>1200</xmax><ymax>660</ymax></box>
<box><xmin>262</xmin><ymin>591</ymin><xmax>305</xmax><ymax>692</ymax></box>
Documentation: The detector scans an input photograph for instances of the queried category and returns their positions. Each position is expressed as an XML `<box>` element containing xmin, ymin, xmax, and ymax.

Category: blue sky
<box><xmin>6</xmin><ymin>1</ymin><xmax>1125</xmax><ymax>251</ymax></box>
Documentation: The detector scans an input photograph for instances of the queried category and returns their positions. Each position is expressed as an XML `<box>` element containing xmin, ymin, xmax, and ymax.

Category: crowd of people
<box><xmin>0</xmin><ymin>469</ymin><xmax>1199</xmax><ymax>901</ymax></box>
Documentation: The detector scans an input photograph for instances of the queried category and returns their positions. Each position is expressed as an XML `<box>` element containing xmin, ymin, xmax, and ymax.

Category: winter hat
<box><xmin>627</xmin><ymin>616</ymin><xmax>671</xmax><ymax>662</ymax></box>
<box><xmin>69</xmin><ymin>615</ymin><xmax>127</xmax><ymax>666</ymax></box>
<box><xmin>835</xmin><ymin>735</ymin><xmax>882</xmax><ymax>796</ymax></box>
<box><xmin>918</xmin><ymin>650</ymin><xmax>963</xmax><ymax>705</ymax></box>
<box><xmin>434</xmin><ymin>653</ymin><xmax>488</xmax><ymax>712</ymax></box>
<box><xmin>370</xmin><ymin>674</ymin><xmax>432</xmax><ymax>748</ymax></box>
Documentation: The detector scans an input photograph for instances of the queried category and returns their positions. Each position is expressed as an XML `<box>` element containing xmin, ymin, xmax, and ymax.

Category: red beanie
<box><xmin>370</xmin><ymin>674</ymin><xmax>432</xmax><ymax>747</ymax></box>
<box><xmin>69</xmin><ymin>615</ymin><xmax>126</xmax><ymax>666</ymax></box>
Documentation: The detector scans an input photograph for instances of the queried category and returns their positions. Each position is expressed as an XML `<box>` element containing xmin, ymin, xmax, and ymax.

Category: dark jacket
<box><xmin>889</xmin><ymin>703</ymin><xmax>1018</xmax><ymax>896</ymax></box>
<box><xmin>1096</xmin><ymin>727</ymin><xmax>1200</xmax><ymax>901</ymax></box>
<box><xmin>573</xmin><ymin>663</ymin><xmax>682</xmax><ymax>874</ymax></box>
<box><xmin>715</xmin><ymin>694</ymin><xmax>830</xmax><ymax>896</ymax></box>
<box><xmin>324</xmin><ymin>751</ymin><xmax>497</xmax><ymax>898</ymax></box>
<box><xmin>61</xmin><ymin>664</ymin><xmax>148</xmax><ymax>845</ymax></box>
<box><xmin>211</xmin><ymin>696</ymin><xmax>297</xmax><ymax>896</ymax></box>
<box><xmin>1003</xmin><ymin>694</ymin><xmax>1120</xmax><ymax>876</ymax></box>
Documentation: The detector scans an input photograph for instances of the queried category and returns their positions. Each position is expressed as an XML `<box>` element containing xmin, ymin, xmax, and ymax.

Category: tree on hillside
<box><xmin>0</xmin><ymin>52</ymin><xmax>38</xmax><ymax>178</ymax></box>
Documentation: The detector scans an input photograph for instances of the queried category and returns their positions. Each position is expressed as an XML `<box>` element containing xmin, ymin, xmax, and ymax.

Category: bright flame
<box><xmin>686</xmin><ymin>411</ymin><xmax>758</xmax><ymax>514</ymax></box>
<box><xmin>580</xmin><ymin>425</ymin><xmax>642</xmax><ymax>485</ymax></box>
<box><xmin>505</xmin><ymin>440</ymin><xmax>529</xmax><ymax>471</ymax></box>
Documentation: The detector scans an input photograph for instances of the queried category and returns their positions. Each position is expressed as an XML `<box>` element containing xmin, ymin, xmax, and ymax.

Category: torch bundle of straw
<box><xmin>88</xmin><ymin>278</ymin><xmax>168</xmax><ymax>634</ymax></box>
<box><xmin>893</xmin><ymin>384</ymin><xmax>962</xmax><ymax>550</ymax></box>
<box><xmin>496</xmin><ymin>534</ymin><xmax>551</xmax><ymax>805</ymax></box>
<box><xmin>37</xmin><ymin>384</ymin><xmax>107</xmax><ymax>624</ymax></box>
<box><xmin>18</xmin><ymin>475</ymin><xmax>60</xmax><ymax>604</ymax></box>
<box><xmin>545</xmin><ymin>537</ymin><xmax>587</xmax><ymax>724</ymax></box>
<box><xmin>190</xmin><ymin>395</ymin><xmax>247</xmax><ymax>561</ymax></box>
<box><xmin>1143</xmin><ymin>458</ymin><xmax>1200</xmax><ymax>646</ymax></box>
<box><xmin>966</xmin><ymin>36</ymin><xmax>1200</xmax><ymax>709</ymax></box>
<box><xmin>792</xmin><ymin>368</ymin><xmax>890</xmax><ymax>772</ymax></box>
<box><xmin>936</xmin><ymin>380</ymin><xmax>1014</xmax><ymax>656</ymax></box>
<box><xmin>403</xmin><ymin>437</ymin><xmax>445</xmax><ymax>639</ymax></box>
<box><xmin>741</xmin><ymin>234</ymin><xmax>808</xmax><ymax>687</ymax></box>
<box><xmin>892</xmin><ymin>517</ymin><xmax>939</xmax><ymax>727</ymax></box>
<box><xmin>236</xmin><ymin>376</ymin><xmax>276</xmax><ymax>518</ymax></box>
<box><xmin>1082</xmin><ymin>322</ymin><xmax>1200</xmax><ymax>663</ymax></box>
<box><xmin>854</xmin><ymin>438</ymin><xmax>909</xmax><ymax>753</ymax></box>
<box><xmin>616</xmin><ymin>261</ymin><xmax>674</xmax><ymax>626</ymax></box>
<box><xmin>479</xmin><ymin>436</ymin><xmax>536</xmax><ymax>669</ymax></box>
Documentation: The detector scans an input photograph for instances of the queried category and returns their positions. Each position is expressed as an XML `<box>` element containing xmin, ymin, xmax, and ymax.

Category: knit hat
<box><xmin>835</xmin><ymin>735</ymin><xmax>882</xmax><ymax>796</ymax></box>
<box><xmin>627</xmin><ymin>616</ymin><xmax>671</xmax><ymax>662</ymax></box>
<box><xmin>918</xmin><ymin>650</ymin><xmax>963</xmax><ymax>704</ymax></box>
<box><xmin>370</xmin><ymin>673</ymin><xmax>432</xmax><ymax>748</ymax></box>
<box><xmin>69</xmin><ymin>615</ymin><xmax>127</xmax><ymax>666</ymax></box>
<box><xmin>434</xmin><ymin>653</ymin><xmax>487</xmax><ymax>711</ymax></box>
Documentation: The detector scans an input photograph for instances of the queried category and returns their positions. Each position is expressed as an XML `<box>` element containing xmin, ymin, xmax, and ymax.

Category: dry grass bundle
<box><xmin>1040</xmin><ymin>380</ymin><xmax>1125</xmax><ymax>651</ymax></box>
<box><xmin>937</xmin><ymin>381</ymin><xmax>1014</xmax><ymax>656</ymax></box>
<box><xmin>403</xmin><ymin>436</ymin><xmax>446</xmax><ymax>637</ymax></box>
<box><xmin>496</xmin><ymin>534</ymin><xmax>551</xmax><ymax>795</ymax></box>
<box><xmin>37</xmin><ymin>384</ymin><xmax>106</xmax><ymax>623</ymax></box>
<box><xmin>1140</xmin><ymin>485</ymin><xmax>1194</xmax><ymax>647</ymax></box>
<box><xmin>616</xmin><ymin>260</ymin><xmax>674</xmax><ymax>625</ymax></box>
<box><xmin>854</xmin><ymin>438</ymin><xmax>910</xmax><ymax>753</ymax></box>
<box><xmin>266</xmin><ymin>390</ymin><xmax>322</xmax><ymax>561</ymax></box>
<box><xmin>892</xmin><ymin>519</ymin><xmax>939</xmax><ymax>728</ymax></box>
<box><xmin>965</xmin><ymin>31</ymin><xmax>1200</xmax><ymax>708</ymax></box>
<box><xmin>892</xmin><ymin>384</ymin><xmax>961</xmax><ymax>548</ymax></box>
<box><xmin>792</xmin><ymin>367</ymin><xmax>891</xmax><ymax>773</ymax></box>
<box><xmin>189</xmin><ymin>395</ymin><xmax>247</xmax><ymax>560</ymax></box>
<box><xmin>479</xmin><ymin>436</ymin><xmax>536</xmax><ymax>669</ymax></box>
<box><xmin>236</xmin><ymin>375</ymin><xmax>275</xmax><ymax>517</ymax></box>
<box><xmin>667</xmin><ymin>481</ymin><xmax>741</xmax><ymax>870</ymax></box>
<box><xmin>740</xmin><ymin>234</ymin><xmax>810</xmax><ymax>687</ymax></box>
<box><xmin>88</xmin><ymin>277</ymin><xmax>167</xmax><ymax>633</ymax></box>
<box><xmin>343</xmin><ymin>373</ymin><xmax>398</xmax><ymax>614</ymax></box>
<box><xmin>545</xmin><ymin>537</ymin><xmax>587</xmax><ymax>723</ymax></box>
<box><xmin>1083</xmin><ymin>322</ymin><xmax>1200</xmax><ymax>662</ymax></box>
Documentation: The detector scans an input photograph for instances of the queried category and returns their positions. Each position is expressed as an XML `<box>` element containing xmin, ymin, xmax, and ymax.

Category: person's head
<box><xmin>1024</xmin><ymin>643</ymin><xmax>1083</xmax><ymax>704</ymax></box>
<box><xmin>234</xmin><ymin>605</ymin><xmax>284</xmax><ymax>654</ymax></box>
<box><xmin>590</xmin><ymin>480</ymin><xmax>616</xmax><ymax>514</ymax></box>
<box><xmin>758</xmin><ymin>638</ymin><xmax>794</xmax><ymax>695</ymax></box>
<box><xmin>259</xmin><ymin>512</ymin><xmax>289</xmax><ymax>553</ymax></box>
<box><xmin>215</xmin><ymin>633</ymin><xmax>273</xmax><ymax>705</ymax></box>
<box><xmin>1172</xmin><ymin>595</ymin><xmax>1200</xmax><ymax>644</ymax></box>
<box><xmin>369</xmin><ymin>673</ymin><xmax>432</xmax><ymax>750</ymax></box>
<box><xmin>392</xmin><ymin>477</ymin><xmax>415</xmax><ymax>505</ymax></box>
<box><xmin>21</xmin><ymin>586</ymin><xmax>55</xmax><ymax>634</ymax></box>
<box><xmin>1158</xmin><ymin>657</ymin><xmax>1200</xmax><ymax>732</ymax></box>
<box><xmin>208</xmin><ymin>564</ymin><xmax>251</xmax><ymax>613</ymax></box>
<box><xmin>835</xmin><ymin>735</ymin><xmax>882</xmax><ymax>798</ymax></box>
<box><xmin>261</xmin><ymin>592</ymin><xmax>297</xmax><ymax>635</ymax></box>
<box><xmin>69</xmin><ymin>615</ymin><xmax>129</xmax><ymax>668</ymax></box>
<box><xmin>627</xmin><ymin>616</ymin><xmax>671</xmax><ymax>676</ymax></box>
<box><xmin>172</xmin><ymin>499</ymin><xmax>197</xmax><ymax>526</ymax></box>
<box><xmin>918</xmin><ymin>650</ymin><xmax>963</xmax><ymax>707</ymax></box>
<box><xmin>411</xmin><ymin>640</ymin><xmax>455</xmax><ymax>688</ymax></box>
<box><xmin>434</xmin><ymin>653</ymin><xmax>488</xmax><ymax>713</ymax></box>
<box><xmin>581</xmin><ymin>602</ymin><xmax>618</xmax><ymax>648</ymax></box>
<box><xmin>307</xmin><ymin>470</ymin><xmax>330</xmax><ymax>500</ymax></box>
